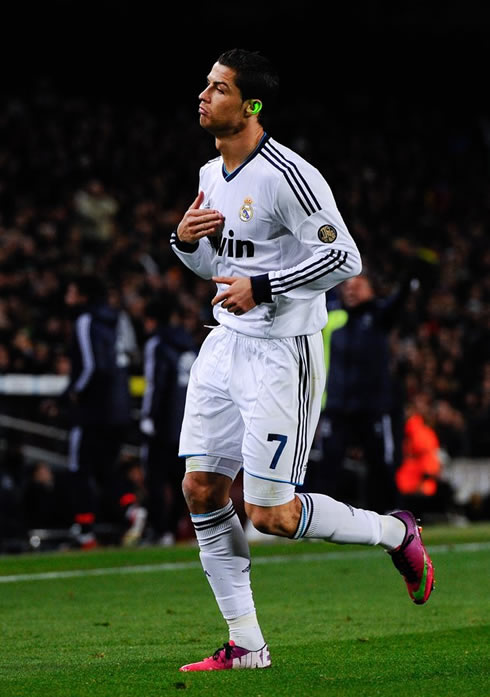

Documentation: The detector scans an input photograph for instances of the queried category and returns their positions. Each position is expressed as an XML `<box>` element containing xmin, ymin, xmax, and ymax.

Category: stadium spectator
<box><xmin>395</xmin><ymin>392</ymin><xmax>455</xmax><ymax>517</ymax></box>
<box><xmin>73</xmin><ymin>178</ymin><xmax>119</xmax><ymax>248</ymax></box>
<box><xmin>62</xmin><ymin>273</ymin><xmax>144</xmax><ymax>548</ymax></box>
<box><xmin>139</xmin><ymin>294</ymin><xmax>197</xmax><ymax>545</ymax></box>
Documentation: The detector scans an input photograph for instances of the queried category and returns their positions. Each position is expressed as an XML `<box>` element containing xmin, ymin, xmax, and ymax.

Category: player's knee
<box><xmin>182</xmin><ymin>472</ymin><xmax>229</xmax><ymax>513</ymax></box>
<box><xmin>182</xmin><ymin>474</ymin><xmax>214</xmax><ymax>509</ymax></box>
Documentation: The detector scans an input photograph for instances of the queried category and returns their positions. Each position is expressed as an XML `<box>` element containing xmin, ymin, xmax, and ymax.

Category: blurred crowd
<box><xmin>0</xmin><ymin>79</ymin><xmax>489</xmax><ymax>547</ymax></box>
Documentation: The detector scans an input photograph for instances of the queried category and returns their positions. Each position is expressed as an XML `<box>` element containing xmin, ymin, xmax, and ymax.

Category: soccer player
<box><xmin>171</xmin><ymin>49</ymin><xmax>435</xmax><ymax>672</ymax></box>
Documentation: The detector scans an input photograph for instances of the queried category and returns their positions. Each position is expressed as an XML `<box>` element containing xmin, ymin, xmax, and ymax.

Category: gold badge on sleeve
<box><xmin>317</xmin><ymin>224</ymin><xmax>337</xmax><ymax>243</ymax></box>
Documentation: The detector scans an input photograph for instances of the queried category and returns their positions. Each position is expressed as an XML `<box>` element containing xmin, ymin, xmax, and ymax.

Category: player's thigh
<box><xmin>179</xmin><ymin>329</ymin><xmax>245</xmax><ymax>462</ymax></box>
<box><xmin>240</xmin><ymin>332</ymin><xmax>325</xmax><ymax>486</ymax></box>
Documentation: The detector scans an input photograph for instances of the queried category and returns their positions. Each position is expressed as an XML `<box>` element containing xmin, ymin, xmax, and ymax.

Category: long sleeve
<box><xmin>170</xmin><ymin>230</ymin><xmax>216</xmax><ymax>280</ymax></box>
<box><xmin>251</xmin><ymin>163</ymin><xmax>361</xmax><ymax>303</ymax></box>
<box><xmin>71</xmin><ymin>313</ymin><xmax>95</xmax><ymax>394</ymax></box>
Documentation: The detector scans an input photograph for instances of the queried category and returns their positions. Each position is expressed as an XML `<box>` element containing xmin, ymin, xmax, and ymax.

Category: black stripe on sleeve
<box><xmin>262</xmin><ymin>144</ymin><xmax>321</xmax><ymax>216</ymax></box>
<box><xmin>270</xmin><ymin>250</ymin><xmax>348</xmax><ymax>295</ymax></box>
<box><xmin>260</xmin><ymin>151</ymin><xmax>315</xmax><ymax>217</ymax></box>
<box><xmin>266</xmin><ymin>142</ymin><xmax>322</xmax><ymax>212</ymax></box>
<box><xmin>170</xmin><ymin>229</ymin><xmax>199</xmax><ymax>253</ymax></box>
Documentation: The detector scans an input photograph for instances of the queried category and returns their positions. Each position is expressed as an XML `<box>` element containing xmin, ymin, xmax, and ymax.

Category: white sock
<box><xmin>227</xmin><ymin>612</ymin><xmax>265</xmax><ymax>650</ymax></box>
<box><xmin>191</xmin><ymin>500</ymin><xmax>265</xmax><ymax>651</ymax></box>
<box><xmin>294</xmin><ymin>492</ymin><xmax>383</xmax><ymax>545</ymax></box>
<box><xmin>379</xmin><ymin>514</ymin><xmax>406</xmax><ymax>550</ymax></box>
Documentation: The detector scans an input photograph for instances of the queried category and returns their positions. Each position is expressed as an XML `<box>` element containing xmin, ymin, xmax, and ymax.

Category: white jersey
<box><xmin>171</xmin><ymin>134</ymin><xmax>361</xmax><ymax>338</ymax></box>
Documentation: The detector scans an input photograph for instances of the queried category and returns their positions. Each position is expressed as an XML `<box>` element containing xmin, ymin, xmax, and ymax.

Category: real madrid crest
<box><xmin>318</xmin><ymin>224</ymin><xmax>337</xmax><ymax>243</ymax></box>
<box><xmin>239</xmin><ymin>197</ymin><xmax>254</xmax><ymax>222</ymax></box>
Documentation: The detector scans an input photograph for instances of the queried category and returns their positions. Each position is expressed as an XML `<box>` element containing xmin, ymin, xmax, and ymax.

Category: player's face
<box><xmin>65</xmin><ymin>283</ymin><xmax>86</xmax><ymax>307</ymax></box>
<box><xmin>198</xmin><ymin>63</ymin><xmax>246</xmax><ymax>136</ymax></box>
<box><xmin>341</xmin><ymin>276</ymin><xmax>374</xmax><ymax>307</ymax></box>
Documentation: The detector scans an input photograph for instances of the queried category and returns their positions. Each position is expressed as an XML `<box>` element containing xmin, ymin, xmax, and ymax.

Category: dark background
<box><xmin>1</xmin><ymin>1</ymin><xmax>488</xmax><ymax>111</ymax></box>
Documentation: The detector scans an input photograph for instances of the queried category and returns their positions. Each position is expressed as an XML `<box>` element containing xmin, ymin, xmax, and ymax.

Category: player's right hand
<box><xmin>177</xmin><ymin>191</ymin><xmax>225</xmax><ymax>243</ymax></box>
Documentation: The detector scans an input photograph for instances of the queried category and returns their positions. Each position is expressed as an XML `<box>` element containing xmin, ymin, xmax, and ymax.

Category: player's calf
<box><xmin>245</xmin><ymin>497</ymin><xmax>301</xmax><ymax>537</ymax></box>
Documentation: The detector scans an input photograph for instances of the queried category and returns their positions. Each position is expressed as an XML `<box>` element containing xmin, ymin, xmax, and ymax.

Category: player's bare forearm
<box><xmin>212</xmin><ymin>276</ymin><xmax>256</xmax><ymax>315</ymax></box>
<box><xmin>177</xmin><ymin>191</ymin><xmax>225</xmax><ymax>244</ymax></box>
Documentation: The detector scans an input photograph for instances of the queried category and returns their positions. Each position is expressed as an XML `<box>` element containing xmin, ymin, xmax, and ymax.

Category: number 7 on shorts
<box><xmin>267</xmin><ymin>433</ymin><xmax>288</xmax><ymax>469</ymax></box>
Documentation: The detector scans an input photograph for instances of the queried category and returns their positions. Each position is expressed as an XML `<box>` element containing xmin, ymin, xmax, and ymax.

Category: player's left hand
<box><xmin>211</xmin><ymin>276</ymin><xmax>256</xmax><ymax>315</ymax></box>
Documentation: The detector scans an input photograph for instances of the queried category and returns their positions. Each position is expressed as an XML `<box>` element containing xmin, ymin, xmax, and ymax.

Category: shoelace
<box><xmin>391</xmin><ymin>533</ymin><xmax>419</xmax><ymax>582</ymax></box>
<box><xmin>213</xmin><ymin>642</ymin><xmax>234</xmax><ymax>662</ymax></box>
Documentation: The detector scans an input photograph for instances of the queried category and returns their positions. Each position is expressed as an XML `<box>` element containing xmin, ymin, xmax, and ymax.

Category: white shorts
<box><xmin>179</xmin><ymin>325</ymin><xmax>325</xmax><ymax>487</ymax></box>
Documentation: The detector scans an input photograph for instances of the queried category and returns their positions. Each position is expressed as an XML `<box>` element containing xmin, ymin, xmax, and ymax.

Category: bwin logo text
<box><xmin>217</xmin><ymin>230</ymin><xmax>254</xmax><ymax>258</ymax></box>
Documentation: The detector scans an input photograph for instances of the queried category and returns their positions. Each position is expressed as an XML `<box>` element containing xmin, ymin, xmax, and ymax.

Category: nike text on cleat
<box><xmin>179</xmin><ymin>640</ymin><xmax>271</xmax><ymax>671</ymax></box>
<box><xmin>388</xmin><ymin>510</ymin><xmax>435</xmax><ymax>605</ymax></box>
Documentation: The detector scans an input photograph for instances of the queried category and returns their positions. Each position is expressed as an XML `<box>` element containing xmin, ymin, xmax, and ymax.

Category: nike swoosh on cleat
<box><xmin>412</xmin><ymin>556</ymin><xmax>430</xmax><ymax>604</ymax></box>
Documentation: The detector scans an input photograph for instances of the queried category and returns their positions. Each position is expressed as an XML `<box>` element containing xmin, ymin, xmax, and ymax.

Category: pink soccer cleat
<box><xmin>388</xmin><ymin>510</ymin><xmax>435</xmax><ymax>605</ymax></box>
<box><xmin>179</xmin><ymin>640</ymin><xmax>271</xmax><ymax>671</ymax></box>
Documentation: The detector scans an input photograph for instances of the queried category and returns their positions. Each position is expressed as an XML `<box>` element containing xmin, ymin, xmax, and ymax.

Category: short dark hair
<box><xmin>217</xmin><ymin>48</ymin><xmax>279</xmax><ymax>107</ymax></box>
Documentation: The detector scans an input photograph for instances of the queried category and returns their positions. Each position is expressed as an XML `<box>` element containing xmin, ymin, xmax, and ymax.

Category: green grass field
<box><xmin>1</xmin><ymin>523</ymin><xmax>489</xmax><ymax>697</ymax></box>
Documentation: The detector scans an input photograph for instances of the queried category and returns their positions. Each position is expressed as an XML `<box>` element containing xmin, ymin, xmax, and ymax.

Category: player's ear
<box><xmin>245</xmin><ymin>99</ymin><xmax>263</xmax><ymax>117</ymax></box>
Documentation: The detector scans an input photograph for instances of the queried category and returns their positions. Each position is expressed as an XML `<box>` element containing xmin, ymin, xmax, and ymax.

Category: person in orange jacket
<box><xmin>396</xmin><ymin>392</ymin><xmax>444</xmax><ymax>503</ymax></box>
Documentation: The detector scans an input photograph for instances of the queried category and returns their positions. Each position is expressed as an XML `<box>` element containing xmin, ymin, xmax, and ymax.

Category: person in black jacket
<box><xmin>64</xmin><ymin>274</ymin><xmax>142</xmax><ymax>548</ymax></box>
<box><xmin>305</xmin><ymin>268</ymin><xmax>416</xmax><ymax>513</ymax></box>
<box><xmin>140</xmin><ymin>295</ymin><xmax>197</xmax><ymax>545</ymax></box>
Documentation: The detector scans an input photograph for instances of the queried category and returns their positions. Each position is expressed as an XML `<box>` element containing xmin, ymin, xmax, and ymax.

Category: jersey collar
<box><xmin>222</xmin><ymin>133</ymin><xmax>270</xmax><ymax>182</ymax></box>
